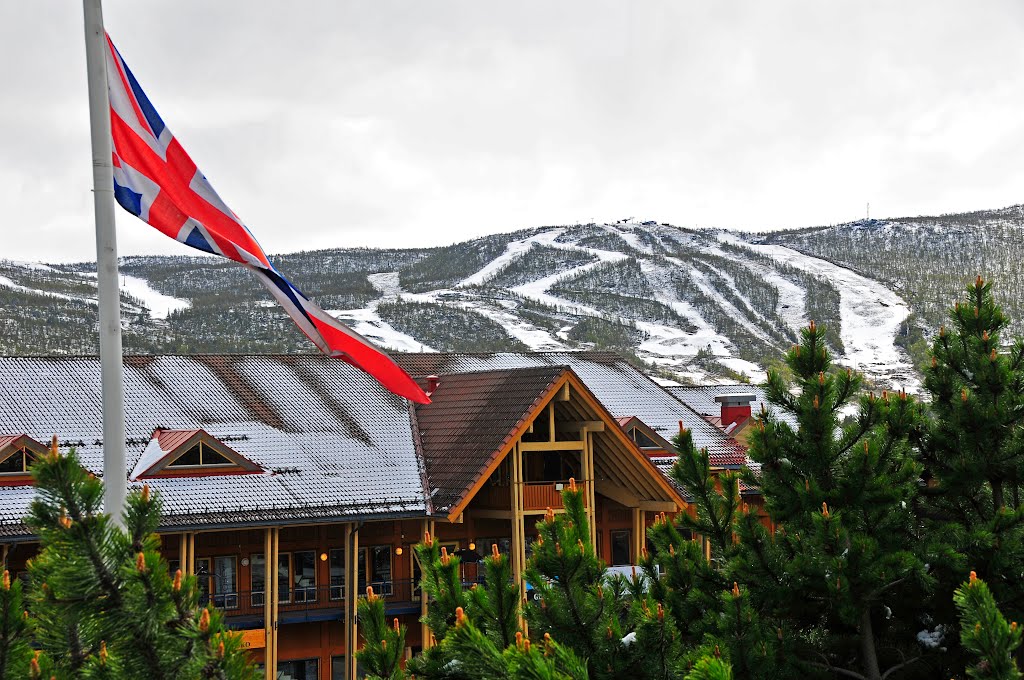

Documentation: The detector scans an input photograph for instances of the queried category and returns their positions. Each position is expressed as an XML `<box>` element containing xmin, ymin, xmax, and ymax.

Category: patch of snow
<box><xmin>917</xmin><ymin>626</ymin><xmax>945</xmax><ymax>650</ymax></box>
<box><xmin>456</xmin><ymin>229</ymin><xmax>565</xmax><ymax>287</ymax></box>
<box><xmin>120</xmin><ymin>275</ymin><xmax>190</xmax><ymax>319</ymax></box>
<box><xmin>0</xmin><ymin>275</ymin><xmax>81</xmax><ymax>303</ymax></box>
<box><xmin>4</xmin><ymin>260</ymin><xmax>57</xmax><ymax>272</ymax></box>
<box><xmin>329</xmin><ymin>306</ymin><xmax>435</xmax><ymax>353</ymax></box>
<box><xmin>711</xmin><ymin>235</ymin><xmax>808</xmax><ymax>335</ymax></box>
<box><xmin>736</xmin><ymin>240</ymin><xmax>920</xmax><ymax>393</ymax></box>
<box><xmin>368</xmin><ymin>272</ymin><xmax>403</xmax><ymax>297</ymax></box>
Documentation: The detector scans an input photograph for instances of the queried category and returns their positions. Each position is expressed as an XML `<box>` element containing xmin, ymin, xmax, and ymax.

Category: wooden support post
<box><xmin>631</xmin><ymin>508</ymin><xmax>644</xmax><ymax>564</ymax></box>
<box><xmin>510</xmin><ymin>441</ymin><xmax>527</xmax><ymax>628</ymax></box>
<box><xmin>347</xmin><ymin>524</ymin><xmax>360</xmax><ymax>680</ymax></box>
<box><xmin>264</xmin><ymin>528</ymin><xmax>274</xmax><ymax>680</ymax></box>
<box><xmin>270</xmin><ymin>528</ymin><xmax>280</xmax><ymax>678</ymax></box>
<box><xmin>420</xmin><ymin>519</ymin><xmax>431</xmax><ymax>650</ymax></box>
<box><xmin>548</xmin><ymin>403</ymin><xmax>555</xmax><ymax>442</ymax></box>
<box><xmin>583</xmin><ymin>430</ymin><xmax>597</xmax><ymax>547</ymax></box>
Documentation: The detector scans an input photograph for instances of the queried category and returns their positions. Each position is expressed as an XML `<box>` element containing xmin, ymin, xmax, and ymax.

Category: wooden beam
<box><xmin>519</xmin><ymin>441</ymin><xmax>586</xmax><ymax>452</ymax></box>
<box><xmin>560</xmin><ymin>420</ymin><xmax>605</xmax><ymax>433</ymax></box>
<box><xmin>639</xmin><ymin>501</ymin><xmax>680</xmax><ymax>512</ymax></box>
<box><xmin>548</xmin><ymin>403</ymin><xmax>555</xmax><ymax>442</ymax></box>
<box><xmin>556</xmin><ymin>383</ymin><xmax>570</xmax><ymax>401</ymax></box>
<box><xmin>469</xmin><ymin>508</ymin><xmax>514</xmax><ymax>520</ymax></box>
<box><xmin>594</xmin><ymin>479</ymin><xmax>640</xmax><ymax>508</ymax></box>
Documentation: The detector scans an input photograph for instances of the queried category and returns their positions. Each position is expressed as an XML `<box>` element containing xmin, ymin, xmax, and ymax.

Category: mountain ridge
<box><xmin>4</xmin><ymin>204</ymin><xmax>1022</xmax><ymax>391</ymax></box>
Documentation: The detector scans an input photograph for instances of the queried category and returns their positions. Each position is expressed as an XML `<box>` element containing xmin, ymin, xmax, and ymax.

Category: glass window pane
<box><xmin>278</xmin><ymin>554</ymin><xmax>290</xmax><ymax>603</ymax></box>
<box><xmin>330</xmin><ymin>656</ymin><xmax>346</xmax><ymax>680</ymax></box>
<box><xmin>277</xmin><ymin>658</ymin><xmax>318</xmax><ymax>680</ymax></box>
<box><xmin>610</xmin><ymin>530</ymin><xmax>631</xmax><ymax>566</ymax></box>
<box><xmin>329</xmin><ymin>549</ymin><xmax>345</xmax><ymax>600</ymax></box>
<box><xmin>370</xmin><ymin>546</ymin><xmax>392</xmax><ymax>596</ymax></box>
<box><xmin>200</xmin><ymin>443</ymin><xmax>232</xmax><ymax>465</ymax></box>
<box><xmin>170</xmin><ymin>444</ymin><xmax>202</xmax><ymax>467</ymax></box>
<box><xmin>250</xmin><ymin>554</ymin><xmax>265</xmax><ymax>608</ymax></box>
<box><xmin>213</xmin><ymin>556</ymin><xmax>238</xmax><ymax>609</ymax></box>
<box><xmin>293</xmin><ymin>551</ymin><xmax>316</xmax><ymax>603</ymax></box>
<box><xmin>0</xmin><ymin>450</ymin><xmax>23</xmax><ymax>473</ymax></box>
<box><xmin>195</xmin><ymin>558</ymin><xmax>211</xmax><ymax>605</ymax></box>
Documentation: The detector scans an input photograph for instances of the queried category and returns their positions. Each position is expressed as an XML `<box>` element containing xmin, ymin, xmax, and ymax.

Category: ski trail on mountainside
<box><xmin>725</xmin><ymin>236</ymin><xmax>919</xmax><ymax>392</ymax></box>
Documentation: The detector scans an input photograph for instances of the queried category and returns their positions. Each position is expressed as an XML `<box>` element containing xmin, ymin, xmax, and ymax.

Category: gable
<box><xmin>132</xmin><ymin>429</ymin><xmax>262</xmax><ymax>479</ymax></box>
<box><xmin>0</xmin><ymin>434</ymin><xmax>48</xmax><ymax>486</ymax></box>
<box><xmin>416</xmin><ymin>368</ymin><xmax>687</xmax><ymax>521</ymax></box>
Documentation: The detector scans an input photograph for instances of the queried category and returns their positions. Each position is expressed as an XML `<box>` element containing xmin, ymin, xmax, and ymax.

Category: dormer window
<box><xmin>629</xmin><ymin>427</ymin><xmax>661</xmax><ymax>450</ymax></box>
<box><xmin>167</xmin><ymin>442</ymin><xmax>234</xmax><ymax>469</ymax></box>
<box><xmin>0</xmin><ymin>435</ymin><xmax>48</xmax><ymax>485</ymax></box>
<box><xmin>130</xmin><ymin>429</ymin><xmax>262</xmax><ymax>480</ymax></box>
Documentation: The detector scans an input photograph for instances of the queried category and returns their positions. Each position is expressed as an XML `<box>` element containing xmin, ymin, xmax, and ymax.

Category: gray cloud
<box><xmin>2</xmin><ymin>0</ymin><xmax>1023</xmax><ymax>262</ymax></box>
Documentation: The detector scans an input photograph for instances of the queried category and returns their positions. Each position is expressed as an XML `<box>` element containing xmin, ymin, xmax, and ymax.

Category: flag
<box><xmin>103</xmin><ymin>33</ymin><xmax>429</xmax><ymax>404</ymax></box>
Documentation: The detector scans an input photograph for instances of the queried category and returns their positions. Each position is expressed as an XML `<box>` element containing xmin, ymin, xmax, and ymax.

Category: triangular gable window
<box><xmin>0</xmin><ymin>435</ymin><xmax>48</xmax><ymax>485</ymax></box>
<box><xmin>135</xmin><ymin>430</ymin><xmax>262</xmax><ymax>479</ymax></box>
<box><xmin>167</xmin><ymin>442</ymin><xmax>234</xmax><ymax>469</ymax></box>
<box><xmin>629</xmin><ymin>427</ymin><xmax>661</xmax><ymax>450</ymax></box>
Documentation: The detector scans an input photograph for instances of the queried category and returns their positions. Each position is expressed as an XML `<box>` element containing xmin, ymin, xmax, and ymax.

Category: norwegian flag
<box><xmin>104</xmin><ymin>33</ymin><xmax>429</xmax><ymax>404</ymax></box>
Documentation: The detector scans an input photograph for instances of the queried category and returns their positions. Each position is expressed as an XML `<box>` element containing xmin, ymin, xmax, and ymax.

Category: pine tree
<box><xmin>22</xmin><ymin>440</ymin><xmax>255</xmax><ymax>679</ymax></box>
<box><xmin>356</xmin><ymin>589</ymin><xmax>406</xmax><ymax>680</ymax></box>
<box><xmin>956</xmin><ymin>571</ymin><xmax>1023</xmax><ymax>680</ymax></box>
<box><xmin>0</xmin><ymin>570</ymin><xmax>34</xmax><ymax>678</ymax></box>
<box><xmin>919</xmin><ymin>276</ymin><xmax>1024</xmax><ymax>644</ymax></box>
<box><xmin>524</xmin><ymin>481</ymin><xmax>635</xmax><ymax>678</ymax></box>
<box><xmin>742</xmin><ymin>321</ymin><xmax>928</xmax><ymax>679</ymax></box>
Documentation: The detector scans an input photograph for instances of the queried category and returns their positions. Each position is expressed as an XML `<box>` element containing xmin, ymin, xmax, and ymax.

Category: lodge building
<box><xmin>0</xmin><ymin>352</ymin><xmax>751</xmax><ymax>680</ymax></box>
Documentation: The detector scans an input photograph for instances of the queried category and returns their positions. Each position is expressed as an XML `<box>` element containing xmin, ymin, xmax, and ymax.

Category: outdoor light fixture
<box><xmin>320</xmin><ymin>552</ymin><xmax>328</xmax><ymax>562</ymax></box>
<box><xmin>395</xmin><ymin>546</ymin><xmax>404</xmax><ymax>556</ymax></box>
<box><xmin>468</xmin><ymin>542</ymin><xmax>476</xmax><ymax>551</ymax></box>
<box><xmin>241</xmin><ymin>557</ymin><xmax>249</xmax><ymax>567</ymax></box>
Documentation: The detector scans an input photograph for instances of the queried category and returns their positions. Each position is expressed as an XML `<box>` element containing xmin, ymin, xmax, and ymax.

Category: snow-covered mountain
<box><xmin>5</xmin><ymin>208</ymin><xmax>1021</xmax><ymax>391</ymax></box>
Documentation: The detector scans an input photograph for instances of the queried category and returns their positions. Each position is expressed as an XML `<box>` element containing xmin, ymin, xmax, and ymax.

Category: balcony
<box><xmin>199</xmin><ymin>579</ymin><xmax>420</xmax><ymax>620</ymax></box>
<box><xmin>522</xmin><ymin>480</ymin><xmax>588</xmax><ymax>511</ymax></box>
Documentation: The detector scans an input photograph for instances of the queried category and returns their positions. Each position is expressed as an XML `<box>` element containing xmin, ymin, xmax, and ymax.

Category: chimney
<box><xmin>714</xmin><ymin>393</ymin><xmax>755</xmax><ymax>431</ymax></box>
<box><xmin>426</xmin><ymin>375</ymin><xmax>441</xmax><ymax>398</ymax></box>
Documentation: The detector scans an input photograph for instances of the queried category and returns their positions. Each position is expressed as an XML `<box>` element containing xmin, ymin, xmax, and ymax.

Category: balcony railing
<box><xmin>522</xmin><ymin>480</ymin><xmax>588</xmax><ymax>511</ymax></box>
<box><xmin>198</xmin><ymin>579</ymin><xmax>419</xmax><ymax>618</ymax></box>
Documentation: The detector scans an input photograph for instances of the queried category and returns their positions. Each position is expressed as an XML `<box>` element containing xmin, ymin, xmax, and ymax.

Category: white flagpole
<box><xmin>83</xmin><ymin>0</ymin><xmax>127</xmax><ymax>526</ymax></box>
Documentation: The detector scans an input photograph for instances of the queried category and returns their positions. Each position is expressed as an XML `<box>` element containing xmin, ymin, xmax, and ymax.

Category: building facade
<box><xmin>0</xmin><ymin>352</ymin><xmax>746</xmax><ymax>680</ymax></box>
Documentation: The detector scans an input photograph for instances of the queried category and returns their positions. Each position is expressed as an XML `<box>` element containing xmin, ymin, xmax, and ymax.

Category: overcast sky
<box><xmin>2</xmin><ymin>1</ymin><xmax>1023</xmax><ymax>262</ymax></box>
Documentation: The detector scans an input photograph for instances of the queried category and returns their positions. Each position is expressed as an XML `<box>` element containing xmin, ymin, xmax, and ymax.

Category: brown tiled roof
<box><xmin>414</xmin><ymin>366</ymin><xmax>567</xmax><ymax>514</ymax></box>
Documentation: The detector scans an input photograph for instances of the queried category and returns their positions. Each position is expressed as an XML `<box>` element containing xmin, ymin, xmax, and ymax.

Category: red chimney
<box><xmin>426</xmin><ymin>375</ymin><xmax>440</xmax><ymax>397</ymax></box>
<box><xmin>714</xmin><ymin>393</ymin><xmax>755</xmax><ymax>431</ymax></box>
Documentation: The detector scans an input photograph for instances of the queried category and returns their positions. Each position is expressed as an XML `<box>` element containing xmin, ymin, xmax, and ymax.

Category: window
<box><xmin>194</xmin><ymin>556</ymin><xmax>238</xmax><ymax>609</ymax></box>
<box><xmin>0</xmin><ymin>446</ymin><xmax>34</xmax><ymax>474</ymax></box>
<box><xmin>477</xmin><ymin>538</ymin><xmax>512</xmax><ymax>557</ymax></box>
<box><xmin>610</xmin><ymin>530</ymin><xmax>631</xmax><ymax>566</ymax></box>
<box><xmin>136</xmin><ymin>430</ymin><xmax>262</xmax><ymax>479</ymax></box>
<box><xmin>250</xmin><ymin>552</ymin><xmax>316</xmax><ymax>605</ymax></box>
<box><xmin>331</xmin><ymin>656</ymin><xmax>346</xmax><ymax>680</ymax></box>
<box><xmin>329</xmin><ymin>548</ymin><xmax>346</xmax><ymax>600</ymax></box>
<box><xmin>358</xmin><ymin>546</ymin><xmax>393</xmax><ymax>596</ymax></box>
<box><xmin>168</xmin><ymin>442</ymin><xmax>233</xmax><ymax>468</ymax></box>
<box><xmin>292</xmin><ymin>551</ymin><xmax>317</xmax><ymax>603</ymax></box>
<box><xmin>629</xmin><ymin>427</ymin><xmax>661</xmax><ymax>450</ymax></box>
<box><xmin>271</xmin><ymin>659</ymin><xmax>318</xmax><ymax>680</ymax></box>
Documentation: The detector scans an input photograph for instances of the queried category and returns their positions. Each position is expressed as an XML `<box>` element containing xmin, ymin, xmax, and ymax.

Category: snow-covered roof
<box><xmin>666</xmin><ymin>384</ymin><xmax>799</xmax><ymax>429</ymax></box>
<box><xmin>0</xmin><ymin>355</ymin><xmax>427</xmax><ymax>535</ymax></box>
<box><xmin>394</xmin><ymin>352</ymin><xmax>745</xmax><ymax>470</ymax></box>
